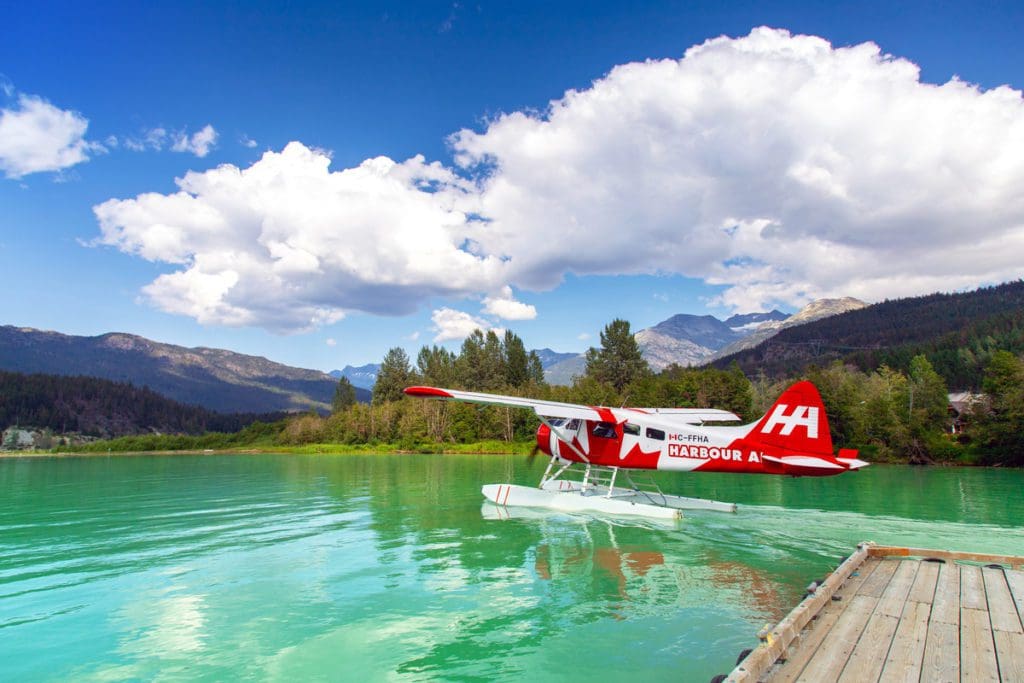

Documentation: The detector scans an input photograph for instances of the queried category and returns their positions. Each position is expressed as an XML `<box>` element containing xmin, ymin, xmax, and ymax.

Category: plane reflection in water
<box><xmin>482</xmin><ymin>504</ymin><xmax>783</xmax><ymax>620</ymax></box>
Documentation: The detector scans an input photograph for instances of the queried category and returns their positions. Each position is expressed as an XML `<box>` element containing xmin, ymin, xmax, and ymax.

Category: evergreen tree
<box><xmin>527</xmin><ymin>351</ymin><xmax>545</xmax><ymax>385</ymax></box>
<box><xmin>481</xmin><ymin>331</ymin><xmax>506</xmax><ymax>390</ymax></box>
<box><xmin>971</xmin><ymin>350</ymin><xmax>1024</xmax><ymax>464</ymax></box>
<box><xmin>417</xmin><ymin>345</ymin><xmax>457</xmax><ymax>387</ymax></box>
<box><xmin>906</xmin><ymin>355</ymin><xmax>949</xmax><ymax>434</ymax></box>
<box><xmin>374</xmin><ymin>347</ymin><xmax>413</xmax><ymax>404</ymax></box>
<box><xmin>503</xmin><ymin>330</ymin><xmax>530</xmax><ymax>387</ymax></box>
<box><xmin>585</xmin><ymin>319</ymin><xmax>650</xmax><ymax>392</ymax></box>
<box><xmin>455</xmin><ymin>330</ymin><xmax>486</xmax><ymax>389</ymax></box>
<box><xmin>332</xmin><ymin>377</ymin><xmax>357</xmax><ymax>413</ymax></box>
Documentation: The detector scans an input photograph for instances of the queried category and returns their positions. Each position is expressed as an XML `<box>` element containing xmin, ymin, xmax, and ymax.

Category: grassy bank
<box><xmin>270</xmin><ymin>440</ymin><xmax>534</xmax><ymax>455</ymax></box>
<box><xmin>31</xmin><ymin>437</ymin><xmax>534</xmax><ymax>457</ymax></box>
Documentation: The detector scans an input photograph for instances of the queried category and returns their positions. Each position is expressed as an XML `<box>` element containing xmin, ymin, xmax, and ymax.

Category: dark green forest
<box><xmin>10</xmin><ymin>282</ymin><xmax>1024</xmax><ymax>466</ymax></box>
<box><xmin>261</xmin><ymin>321</ymin><xmax>1024</xmax><ymax>466</ymax></box>
<box><xmin>713</xmin><ymin>280</ymin><xmax>1024</xmax><ymax>389</ymax></box>
<box><xmin>0</xmin><ymin>371</ymin><xmax>283</xmax><ymax>438</ymax></box>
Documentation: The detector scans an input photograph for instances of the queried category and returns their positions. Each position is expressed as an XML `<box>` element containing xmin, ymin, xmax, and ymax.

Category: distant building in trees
<box><xmin>947</xmin><ymin>392</ymin><xmax>984</xmax><ymax>434</ymax></box>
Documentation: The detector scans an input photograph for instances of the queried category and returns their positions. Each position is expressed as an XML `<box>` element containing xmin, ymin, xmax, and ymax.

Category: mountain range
<box><xmin>328</xmin><ymin>301</ymin><xmax>868</xmax><ymax>387</ymax></box>
<box><xmin>4</xmin><ymin>281</ymin><xmax>1015</xmax><ymax>419</ymax></box>
<box><xmin>707</xmin><ymin>298</ymin><xmax>868</xmax><ymax>362</ymax></box>
<box><xmin>330</xmin><ymin>364</ymin><xmax>380</xmax><ymax>391</ymax></box>
<box><xmin>710</xmin><ymin>281</ymin><xmax>1024</xmax><ymax>388</ymax></box>
<box><xmin>542</xmin><ymin>298</ymin><xmax>864</xmax><ymax>382</ymax></box>
<box><xmin>0</xmin><ymin>326</ymin><xmax>369</xmax><ymax>413</ymax></box>
<box><xmin>331</xmin><ymin>348</ymin><xmax>583</xmax><ymax>389</ymax></box>
<box><xmin>635</xmin><ymin>311</ymin><xmax>789</xmax><ymax>371</ymax></box>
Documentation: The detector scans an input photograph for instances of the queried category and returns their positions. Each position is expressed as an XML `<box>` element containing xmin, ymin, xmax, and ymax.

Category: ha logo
<box><xmin>760</xmin><ymin>404</ymin><xmax>819</xmax><ymax>438</ymax></box>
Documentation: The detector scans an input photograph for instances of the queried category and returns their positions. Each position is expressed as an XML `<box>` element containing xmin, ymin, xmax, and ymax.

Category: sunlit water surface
<box><xmin>2</xmin><ymin>454</ymin><xmax>1022</xmax><ymax>681</ymax></box>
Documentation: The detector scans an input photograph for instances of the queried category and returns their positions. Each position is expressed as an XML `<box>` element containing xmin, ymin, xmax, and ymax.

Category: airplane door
<box><xmin>641</xmin><ymin>425</ymin><xmax>667</xmax><ymax>456</ymax></box>
<box><xmin>554</xmin><ymin>419</ymin><xmax>582</xmax><ymax>459</ymax></box>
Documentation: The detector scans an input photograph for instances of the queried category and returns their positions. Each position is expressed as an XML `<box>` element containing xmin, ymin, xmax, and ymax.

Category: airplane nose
<box><xmin>536</xmin><ymin>424</ymin><xmax>552</xmax><ymax>456</ymax></box>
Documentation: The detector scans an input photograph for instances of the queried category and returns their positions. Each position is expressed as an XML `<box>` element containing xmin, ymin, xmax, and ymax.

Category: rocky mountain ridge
<box><xmin>330</xmin><ymin>363</ymin><xmax>380</xmax><ymax>391</ymax></box>
<box><xmin>543</xmin><ymin>299</ymin><xmax>862</xmax><ymax>380</ymax></box>
<box><xmin>0</xmin><ymin>326</ymin><xmax>369</xmax><ymax>413</ymax></box>
<box><xmin>707</xmin><ymin>297</ymin><xmax>868</xmax><ymax>361</ymax></box>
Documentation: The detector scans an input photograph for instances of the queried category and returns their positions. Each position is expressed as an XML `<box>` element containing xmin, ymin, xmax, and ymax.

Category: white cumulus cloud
<box><xmin>481</xmin><ymin>285</ymin><xmax>537</xmax><ymax>320</ymax></box>
<box><xmin>431</xmin><ymin>307</ymin><xmax>497</xmax><ymax>342</ymax></box>
<box><xmin>95</xmin><ymin>142</ymin><xmax>507</xmax><ymax>332</ymax></box>
<box><xmin>172</xmin><ymin>124</ymin><xmax>217</xmax><ymax>157</ymax></box>
<box><xmin>126</xmin><ymin>125</ymin><xmax>218</xmax><ymax>157</ymax></box>
<box><xmin>0</xmin><ymin>94</ymin><xmax>102</xmax><ymax>178</ymax></box>
<box><xmin>452</xmin><ymin>27</ymin><xmax>1024</xmax><ymax>310</ymax></box>
<box><xmin>95</xmin><ymin>27</ymin><xmax>1024</xmax><ymax>330</ymax></box>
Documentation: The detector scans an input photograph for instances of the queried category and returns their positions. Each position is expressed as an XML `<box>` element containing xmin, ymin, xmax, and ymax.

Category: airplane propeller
<box><xmin>526</xmin><ymin>443</ymin><xmax>542</xmax><ymax>466</ymax></box>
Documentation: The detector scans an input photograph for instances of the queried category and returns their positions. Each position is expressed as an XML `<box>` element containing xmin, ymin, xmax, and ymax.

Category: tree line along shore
<box><xmin>35</xmin><ymin>321</ymin><xmax>1024</xmax><ymax>468</ymax></box>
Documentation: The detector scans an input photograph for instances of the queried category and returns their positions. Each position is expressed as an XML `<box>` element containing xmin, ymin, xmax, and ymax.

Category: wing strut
<box><xmin>536</xmin><ymin>414</ymin><xmax>590</xmax><ymax>463</ymax></box>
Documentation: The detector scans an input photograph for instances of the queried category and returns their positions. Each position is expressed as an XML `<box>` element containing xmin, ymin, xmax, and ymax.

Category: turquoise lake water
<box><xmin>2</xmin><ymin>454</ymin><xmax>1022</xmax><ymax>681</ymax></box>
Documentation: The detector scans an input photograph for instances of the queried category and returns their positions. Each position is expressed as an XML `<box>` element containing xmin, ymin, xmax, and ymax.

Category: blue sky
<box><xmin>2</xmin><ymin>1</ymin><xmax>1023</xmax><ymax>370</ymax></box>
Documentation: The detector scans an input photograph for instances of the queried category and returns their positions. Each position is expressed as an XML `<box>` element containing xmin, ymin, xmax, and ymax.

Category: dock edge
<box><xmin>721</xmin><ymin>541</ymin><xmax>1024</xmax><ymax>682</ymax></box>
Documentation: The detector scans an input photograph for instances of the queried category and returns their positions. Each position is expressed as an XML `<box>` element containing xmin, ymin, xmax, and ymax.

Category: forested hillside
<box><xmin>0</xmin><ymin>326</ymin><xmax>366</xmax><ymax>412</ymax></box>
<box><xmin>60</xmin><ymin>317</ymin><xmax>1024</xmax><ymax>466</ymax></box>
<box><xmin>0</xmin><ymin>371</ymin><xmax>284</xmax><ymax>438</ymax></box>
<box><xmin>711</xmin><ymin>281</ymin><xmax>1024</xmax><ymax>388</ymax></box>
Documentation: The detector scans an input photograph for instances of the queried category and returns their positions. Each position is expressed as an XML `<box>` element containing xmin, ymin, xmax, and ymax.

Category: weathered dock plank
<box><xmin>1005</xmin><ymin>569</ymin><xmax>1024</xmax><ymax>626</ymax></box>
<box><xmin>836</xmin><ymin>560</ymin><xmax>918</xmax><ymax>681</ymax></box>
<box><xmin>771</xmin><ymin>558</ymin><xmax>882</xmax><ymax>683</ymax></box>
<box><xmin>877</xmin><ymin>599</ymin><xmax>931</xmax><ymax>683</ymax></box>
<box><xmin>836</xmin><ymin>612</ymin><xmax>899</xmax><ymax>682</ymax></box>
<box><xmin>960</xmin><ymin>607</ymin><xmax>999</xmax><ymax>682</ymax></box>
<box><xmin>931</xmin><ymin>562</ymin><xmax>961</xmax><ymax>626</ymax></box>
<box><xmin>868</xmin><ymin>546</ymin><xmax>1024</xmax><ymax>569</ymax></box>
<box><xmin>858</xmin><ymin>558</ymin><xmax>899</xmax><ymax>598</ymax></box>
<box><xmin>920</xmin><ymin>620</ymin><xmax>959</xmax><ymax>683</ymax></box>
<box><xmin>794</xmin><ymin>594</ymin><xmax>877</xmax><ymax>682</ymax></box>
<box><xmin>993</xmin><ymin>630</ymin><xmax>1024</xmax><ymax>682</ymax></box>
<box><xmin>983</xmin><ymin>566</ymin><xmax>1023</xmax><ymax>634</ymax></box>
<box><xmin>961</xmin><ymin>564</ymin><xmax>988</xmax><ymax>611</ymax></box>
<box><xmin>906</xmin><ymin>559</ymin><xmax>939</xmax><ymax>605</ymax></box>
<box><xmin>876</xmin><ymin>560</ymin><xmax>918</xmax><ymax>618</ymax></box>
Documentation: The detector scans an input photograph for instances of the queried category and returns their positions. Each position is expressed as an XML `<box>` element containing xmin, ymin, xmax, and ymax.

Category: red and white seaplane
<box><xmin>404</xmin><ymin>381</ymin><xmax>868</xmax><ymax>520</ymax></box>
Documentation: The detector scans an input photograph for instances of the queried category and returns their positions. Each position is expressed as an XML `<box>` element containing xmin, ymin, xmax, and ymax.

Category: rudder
<box><xmin>748</xmin><ymin>381</ymin><xmax>833</xmax><ymax>456</ymax></box>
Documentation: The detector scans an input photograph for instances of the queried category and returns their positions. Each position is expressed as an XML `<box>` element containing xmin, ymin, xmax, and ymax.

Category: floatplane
<box><xmin>404</xmin><ymin>381</ymin><xmax>868</xmax><ymax>520</ymax></box>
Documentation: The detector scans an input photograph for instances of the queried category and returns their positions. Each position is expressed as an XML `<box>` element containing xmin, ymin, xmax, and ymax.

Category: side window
<box><xmin>645</xmin><ymin>427</ymin><xmax>666</xmax><ymax>440</ymax></box>
<box><xmin>592</xmin><ymin>422</ymin><xmax>617</xmax><ymax>438</ymax></box>
<box><xmin>565</xmin><ymin>419</ymin><xmax>581</xmax><ymax>431</ymax></box>
<box><xmin>623</xmin><ymin>423</ymin><xmax>640</xmax><ymax>436</ymax></box>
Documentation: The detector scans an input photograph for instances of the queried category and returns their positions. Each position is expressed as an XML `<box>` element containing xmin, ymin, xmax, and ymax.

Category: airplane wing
<box><xmin>404</xmin><ymin>386</ymin><xmax>602</xmax><ymax>421</ymax></box>
<box><xmin>626</xmin><ymin>408</ymin><xmax>741</xmax><ymax>423</ymax></box>
<box><xmin>403</xmin><ymin>386</ymin><xmax>741</xmax><ymax>424</ymax></box>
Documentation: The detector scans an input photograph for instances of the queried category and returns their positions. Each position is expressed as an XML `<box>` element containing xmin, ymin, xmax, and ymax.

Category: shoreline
<box><xmin>0</xmin><ymin>448</ymin><xmax>1002</xmax><ymax>468</ymax></box>
<box><xmin>0</xmin><ymin>443</ymin><xmax>533</xmax><ymax>458</ymax></box>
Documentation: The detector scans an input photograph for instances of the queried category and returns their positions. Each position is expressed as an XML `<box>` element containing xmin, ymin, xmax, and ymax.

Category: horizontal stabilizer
<box><xmin>837</xmin><ymin>448</ymin><xmax>869</xmax><ymax>470</ymax></box>
<box><xmin>763</xmin><ymin>454</ymin><xmax>846</xmax><ymax>476</ymax></box>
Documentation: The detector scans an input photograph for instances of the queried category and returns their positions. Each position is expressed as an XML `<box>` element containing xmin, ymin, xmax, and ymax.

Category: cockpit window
<box><xmin>566</xmin><ymin>419</ymin><xmax>581</xmax><ymax>431</ymax></box>
<box><xmin>546</xmin><ymin>418</ymin><xmax>566</xmax><ymax>427</ymax></box>
<box><xmin>592</xmin><ymin>421</ymin><xmax>617</xmax><ymax>438</ymax></box>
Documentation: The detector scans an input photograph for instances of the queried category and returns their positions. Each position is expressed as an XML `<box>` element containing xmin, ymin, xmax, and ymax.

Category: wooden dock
<box><xmin>723</xmin><ymin>543</ymin><xmax>1024</xmax><ymax>682</ymax></box>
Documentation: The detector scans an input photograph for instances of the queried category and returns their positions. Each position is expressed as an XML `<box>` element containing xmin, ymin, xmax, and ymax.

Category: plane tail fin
<box><xmin>741</xmin><ymin>381</ymin><xmax>866</xmax><ymax>476</ymax></box>
<box><xmin>748</xmin><ymin>381</ymin><xmax>833</xmax><ymax>455</ymax></box>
